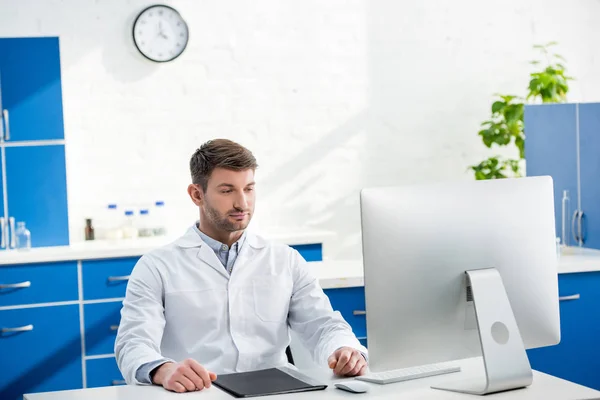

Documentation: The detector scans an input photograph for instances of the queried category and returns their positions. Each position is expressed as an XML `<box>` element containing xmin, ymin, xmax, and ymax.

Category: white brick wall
<box><xmin>1</xmin><ymin>0</ymin><xmax>600</xmax><ymax>259</ymax></box>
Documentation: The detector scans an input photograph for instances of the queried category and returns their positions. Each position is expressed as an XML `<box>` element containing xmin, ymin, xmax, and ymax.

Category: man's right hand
<box><xmin>152</xmin><ymin>358</ymin><xmax>217</xmax><ymax>393</ymax></box>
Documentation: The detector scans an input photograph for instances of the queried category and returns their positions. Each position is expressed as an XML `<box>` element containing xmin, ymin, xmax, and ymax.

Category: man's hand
<box><xmin>327</xmin><ymin>347</ymin><xmax>367</xmax><ymax>377</ymax></box>
<box><xmin>152</xmin><ymin>358</ymin><xmax>217</xmax><ymax>393</ymax></box>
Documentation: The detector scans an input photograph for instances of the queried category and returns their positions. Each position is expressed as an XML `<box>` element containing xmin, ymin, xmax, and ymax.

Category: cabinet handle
<box><xmin>572</xmin><ymin>210</ymin><xmax>580</xmax><ymax>245</ymax></box>
<box><xmin>578</xmin><ymin>211</ymin><xmax>585</xmax><ymax>245</ymax></box>
<box><xmin>3</xmin><ymin>109</ymin><xmax>9</xmax><ymax>141</ymax></box>
<box><xmin>107</xmin><ymin>275</ymin><xmax>130</xmax><ymax>282</ymax></box>
<box><xmin>353</xmin><ymin>310</ymin><xmax>367</xmax><ymax>316</ymax></box>
<box><xmin>110</xmin><ymin>325</ymin><xmax>119</xmax><ymax>331</ymax></box>
<box><xmin>0</xmin><ymin>281</ymin><xmax>31</xmax><ymax>289</ymax></box>
<box><xmin>559</xmin><ymin>294</ymin><xmax>580</xmax><ymax>301</ymax></box>
<box><xmin>0</xmin><ymin>217</ymin><xmax>5</xmax><ymax>249</ymax></box>
<box><xmin>111</xmin><ymin>380</ymin><xmax>126</xmax><ymax>385</ymax></box>
<box><xmin>2</xmin><ymin>324</ymin><xmax>34</xmax><ymax>333</ymax></box>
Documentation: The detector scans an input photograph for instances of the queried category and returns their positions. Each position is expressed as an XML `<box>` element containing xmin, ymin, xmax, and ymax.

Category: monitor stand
<box><xmin>431</xmin><ymin>268</ymin><xmax>533</xmax><ymax>395</ymax></box>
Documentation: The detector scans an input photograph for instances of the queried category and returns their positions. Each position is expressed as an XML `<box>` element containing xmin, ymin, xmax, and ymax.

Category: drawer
<box><xmin>527</xmin><ymin>272</ymin><xmax>600</xmax><ymax>390</ymax></box>
<box><xmin>292</xmin><ymin>244</ymin><xmax>322</xmax><ymax>262</ymax></box>
<box><xmin>82</xmin><ymin>257</ymin><xmax>140</xmax><ymax>300</ymax></box>
<box><xmin>84</xmin><ymin>302</ymin><xmax>122</xmax><ymax>356</ymax></box>
<box><xmin>0</xmin><ymin>261</ymin><xmax>78</xmax><ymax>307</ymax></box>
<box><xmin>0</xmin><ymin>305</ymin><xmax>83</xmax><ymax>400</ymax></box>
<box><xmin>324</xmin><ymin>287</ymin><xmax>366</xmax><ymax>339</ymax></box>
<box><xmin>86</xmin><ymin>357</ymin><xmax>125</xmax><ymax>388</ymax></box>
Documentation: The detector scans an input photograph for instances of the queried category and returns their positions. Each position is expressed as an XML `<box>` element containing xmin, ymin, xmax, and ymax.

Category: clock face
<box><xmin>133</xmin><ymin>5</ymin><xmax>189</xmax><ymax>62</ymax></box>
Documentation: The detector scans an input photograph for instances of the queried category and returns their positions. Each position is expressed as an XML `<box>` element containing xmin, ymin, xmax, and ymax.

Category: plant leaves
<box><xmin>492</xmin><ymin>101</ymin><xmax>505</xmax><ymax>113</ymax></box>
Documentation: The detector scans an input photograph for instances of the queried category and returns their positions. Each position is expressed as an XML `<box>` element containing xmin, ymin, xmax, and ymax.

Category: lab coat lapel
<box><xmin>197</xmin><ymin>242</ymin><xmax>229</xmax><ymax>279</ymax></box>
<box><xmin>230</xmin><ymin>231</ymin><xmax>266</xmax><ymax>279</ymax></box>
<box><xmin>175</xmin><ymin>226</ymin><xmax>229</xmax><ymax>279</ymax></box>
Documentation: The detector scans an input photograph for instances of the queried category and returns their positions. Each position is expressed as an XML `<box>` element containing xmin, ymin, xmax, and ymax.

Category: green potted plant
<box><xmin>470</xmin><ymin>42</ymin><xmax>574</xmax><ymax>180</ymax></box>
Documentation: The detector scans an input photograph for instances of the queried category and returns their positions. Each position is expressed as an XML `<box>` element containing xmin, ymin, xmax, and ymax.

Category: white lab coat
<box><xmin>114</xmin><ymin>226</ymin><xmax>367</xmax><ymax>385</ymax></box>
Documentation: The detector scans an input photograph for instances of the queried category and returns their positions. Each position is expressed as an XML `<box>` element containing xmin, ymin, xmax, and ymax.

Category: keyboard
<box><xmin>355</xmin><ymin>363</ymin><xmax>461</xmax><ymax>385</ymax></box>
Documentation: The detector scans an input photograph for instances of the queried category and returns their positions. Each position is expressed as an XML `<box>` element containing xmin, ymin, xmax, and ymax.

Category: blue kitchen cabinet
<box><xmin>5</xmin><ymin>145</ymin><xmax>69</xmax><ymax>247</ymax></box>
<box><xmin>292</xmin><ymin>243</ymin><xmax>322</xmax><ymax>262</ymax></box>
<box><xmin>84</xmin><ymin>302</ymin><xmax>122</xmax><ymax>356</ymax></box>
<box><xmin>525</xmin><ymin>102</ymin><xmax>600</xmax><ymax>249</ymax></box>
<box><xmin>0</xmin><ymin>36</ymin><xmax>65</xmax><ymax>142</ymax></box>
<box><xmin>0</xmin><ymin>304</ymin><xmax>82</xmax><ymax>400</ymax></box>
<box><xmin>324</xmin><ymin>287</ymin><xmax>367</xmax><ymax>343</ymax></box>
<box><xmin>524</xmin><ymin>103</ymin><xmax>578</xmax><ymax>243</ymax></box>
<box><xmin>0</xmin><ymin>152</ymin><xmax>4</xmax><ymax>244</ymax></box>
<box><xmin>86</xmin><ymin>357</ymin><xmax>125</xmax><ymax>388</ymax></box>
<box><xmin>578</xmin><ymin>103</ymin><xmax>600</xmax><ymax>249</ymax></box>
<box><xmin>527</xmin><ymin>272</ymin><xmax>600</xmax><ymax>390</ymax></box>
<box><xmin>0</xmin><ymin>261</ymin><xmax>77</xmax><ymax>307</ymax></box>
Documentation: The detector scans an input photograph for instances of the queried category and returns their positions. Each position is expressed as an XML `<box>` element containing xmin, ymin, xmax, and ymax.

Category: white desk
<box><xmin>24</xmin><ymin>358</ymin><xmax>600</xmax><ymax>400</ymax></box>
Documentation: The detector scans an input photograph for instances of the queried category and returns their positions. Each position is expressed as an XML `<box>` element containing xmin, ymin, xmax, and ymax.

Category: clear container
<box><xmin>138</xmin><ymin>209</ymin><xmax>154</xmax><ymax>237</ymax></box>
<box><xmin>105</xmin><ymin>204</ymin><xmax>124</xmax><ymax>240</ymax></box>
<box><xmin>153</xmin><ymin>201</ymin><xmax>167</xmax><ymax>236</ymax></box>
<box><xmin>15</xmin><ymin>221</ymin><xmax>31</xmax><ymax>250</ymax></box>
<box><xmin>122</xmin><ymin>210</ymin><xmax>139</xmax><ymax>239</ymax></box>
<box><xmin>561</xmin><ymin>190</ymin><xmax>571</xmax><ymax>248</ymax></box>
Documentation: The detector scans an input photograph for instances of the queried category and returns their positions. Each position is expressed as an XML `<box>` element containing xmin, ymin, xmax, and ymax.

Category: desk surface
<box><xmin>24</xmin><ymin>358</ymin><xmax>600</xmax><ymax>400</ymax></box>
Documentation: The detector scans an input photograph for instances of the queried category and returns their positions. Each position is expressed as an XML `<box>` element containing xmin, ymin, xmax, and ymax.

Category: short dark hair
<box><xmin>190</xmin><ymin>139</ymin><xmax>258</xmax><ymax>191</ymax></box>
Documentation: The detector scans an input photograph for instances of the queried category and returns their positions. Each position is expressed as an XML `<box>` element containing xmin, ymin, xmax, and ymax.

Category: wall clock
<box><xmin>133</xmin><ymin>4</ymin><xmax>189</xmax><ymax>62</ymax></box>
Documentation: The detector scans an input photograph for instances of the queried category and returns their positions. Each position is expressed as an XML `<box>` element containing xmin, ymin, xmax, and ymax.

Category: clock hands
<box><xmin>157</xmin><ymin>21</ymin><xmax>169</xmax><ymax>39</ymax></box>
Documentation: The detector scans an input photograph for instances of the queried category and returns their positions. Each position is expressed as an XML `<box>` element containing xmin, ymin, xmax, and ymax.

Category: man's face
<box><xmin>201</xmin><ymin>168</ymin><xmax>255</xmax><ymax>232</ymax></box>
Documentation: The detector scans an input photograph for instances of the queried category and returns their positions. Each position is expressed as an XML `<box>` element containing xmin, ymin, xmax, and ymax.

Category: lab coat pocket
<box><xmin>252</xmin><ymin>277</ymin><xmax>292</xmax><ymax>323</ymax></box>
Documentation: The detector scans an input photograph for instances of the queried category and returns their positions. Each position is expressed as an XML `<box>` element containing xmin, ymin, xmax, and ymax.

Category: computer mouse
<box><xmin>334</xmin><ymin>380</ymin><xmax>369</xmax><ymax>393</ymax></box>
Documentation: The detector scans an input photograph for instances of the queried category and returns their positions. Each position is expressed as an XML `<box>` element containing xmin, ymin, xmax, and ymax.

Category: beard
<box><xmin>204</xmin><ymin>200</ymin><xmax>252</xmax><ymax>232</ymax></box>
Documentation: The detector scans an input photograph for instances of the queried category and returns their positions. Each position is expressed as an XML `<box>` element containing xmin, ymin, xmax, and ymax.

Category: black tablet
<box><xmin>212</xmin><ymin>367</ymin><xmax>328</xmax><ymax>398</ymax></box>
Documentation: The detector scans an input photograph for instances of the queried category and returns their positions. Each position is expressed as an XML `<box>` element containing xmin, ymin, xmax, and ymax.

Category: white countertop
<box><xmin>0</xmin><ymin>228</ymin><xmax>336</xmax><ymax>266</ymax></box>
<box><xmin>557</xmin><ymin>246</ymin><xmax>600</xmax><ymax>273</ymax></box>
<box><xmin>310</xmin><ymin>247</ymin><xmax>600</xmax><ymax>289</ymax></box>
<box><xmin>24</xmin><ymin>357</ymin><xmax>600</xmax><ymax>400</ymax></box>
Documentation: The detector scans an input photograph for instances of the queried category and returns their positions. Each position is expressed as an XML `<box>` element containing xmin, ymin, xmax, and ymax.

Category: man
<box><xmin>115</xmin><ymin>139</ymin><xmax>368</xmax><ymax>393</ymax></box>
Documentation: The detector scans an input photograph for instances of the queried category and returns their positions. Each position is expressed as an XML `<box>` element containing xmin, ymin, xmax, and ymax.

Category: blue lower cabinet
<box><xmin>84</xmin><ymin>302</ymin><xmax>122</xmax><ymax>356</ymax></box>
<box><xmin>527</xmin><ymin>272</ymin><xmax>600</xmax><ymax>390</ymax></box>
<box><xmin>0</xmin><ymin>304</ymin><xmax>82</xmax><ymax>400</ymax></box>
<box><xmin>324</xmin><ymin>287</ymin><xmax>367</xmax><ymax>342</ymax></box>
<box><xmin>0</xmin><ymin>261</ymin><xmax>77</xmax><ymax>307</ymax></box>
<box><xmin>82</xmin><ymin>257</ymin><xmax>139</xmax><ymax>300</ymax></box>
<box><xmin>292</xmin><ymin>244</ymin><xmax>322</xmax><ymax>262</ymax></box>
<box><xmin>86</xmin><ymin>357</ymin><xmax>125</xmax><ymax>388</ymax></box>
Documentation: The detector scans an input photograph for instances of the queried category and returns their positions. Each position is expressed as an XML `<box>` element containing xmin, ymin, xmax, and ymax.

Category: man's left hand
<box><xmin>327</xmin><ymin>347</ymin><xmax>367</xmax><ymax>376</ymax></box>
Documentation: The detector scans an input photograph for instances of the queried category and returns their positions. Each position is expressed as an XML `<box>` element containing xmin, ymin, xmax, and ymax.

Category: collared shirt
<box><xmin>192</xmin><ymin>223</ymin><xmax>246</xmax><ymax>274</ymax></box>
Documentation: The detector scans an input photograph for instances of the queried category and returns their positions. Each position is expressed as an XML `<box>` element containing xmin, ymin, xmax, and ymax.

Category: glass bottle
<box><xmin>561</xmin><ymin>190</ymin><xmax>571</xmax><ymax>248</ymax></box>
<box><xmin>15</xmin><ymin>222</ymin><xmax>31</xmax><ymax>250</ymax></box>
<box><xmin>85</xmin><ymin>218</ymin><xmax>95</xmax><ymax>241</ymax></box>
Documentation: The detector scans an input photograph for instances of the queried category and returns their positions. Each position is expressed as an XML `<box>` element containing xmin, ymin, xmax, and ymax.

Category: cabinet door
<box><xmin>0</xmin><ymin>304</ymin><xmax>82</xmax><ymax>400</ymax></box>
<box><xmin>527</xmin><ymin>272</ymin><xmax>600</xmax><ymax>390</ymax></box>
<box><xmin>578</xmin><ymin>103</ymin><xmax>600</xmax><ymax>250</ymax></box>
<box><xmin>324</xmin><ymin>287</ymin><xmax>367</xmax><ymax>341</ymax></box>
<box><xmin>84</xmin><ymin>302</ymin><xmax>122</xmax><ymax>356</ymax></box>
<box><xmin>525</xmin><ymin>104</ymin><xmax>578</xmax><ymax>242</ymax></box>
<box><xmin>0</xmin><ymin>261</ymin><xmax>77</xmax><ymax>307</ymax></box>
<box><xmin>86</xmin><ymin>357</ymin><xmax>125</xmax><ymax>388</ymax></box>
<box><xmin>0</xmin><ymin>37</ymin><xmax>65</xmax><ymax>142</ymax></box>
<box><xmin>0</xmin><ymin>148</ymin><xmax>5</xmax><ymax>250</ymax></box>
<box><xmin>5</xmin><ymin>145</ymin><xmax>69</xmax><ymax>247</ymax></box>
<box><xmin>82</xmin><ymin>257</ymin><xmax>139</xmax><ymax>300</ymax></box>
<box><xmin>291</xmin><ymin>243</ymin><xmax>322</xmax><ymax>262</ymax></box>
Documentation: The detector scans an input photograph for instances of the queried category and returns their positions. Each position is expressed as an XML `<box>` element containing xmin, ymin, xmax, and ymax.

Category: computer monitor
<box><xmin>359</xmin><ymin>175</ymin><xmax>560</xmax><ymax>394</ymax></box>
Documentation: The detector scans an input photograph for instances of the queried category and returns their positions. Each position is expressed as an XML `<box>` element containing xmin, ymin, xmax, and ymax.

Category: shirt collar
<box><xmin>175</xmin><ymin>223</ymin><xmax>265</xmax><ymax>249</ymax></box>
<box><xmin>193</xmin><ymin>222</ymin><xmax>247</xmax><ymax>252</ymax></box>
